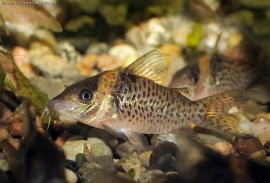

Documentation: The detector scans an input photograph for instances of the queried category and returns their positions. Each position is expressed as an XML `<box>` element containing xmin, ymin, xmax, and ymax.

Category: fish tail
<box><xmin>198</xmin><ymin>90</ymin><xmax>255</xmax><ymax>137</ymax></box>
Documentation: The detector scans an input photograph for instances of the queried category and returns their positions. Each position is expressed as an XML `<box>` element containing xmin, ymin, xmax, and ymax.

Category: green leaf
<box><xmin>127</xmin><ymin>169</ymin><xmax>135</xmax><ymax>178</ymax></box>
<box><xmin>2</xmin><ymin>51</ymin><xmax>52</xmax><ymax>126</ymax></box>
<box><xmin>188</xmin><ymin>21</ymin><xmax>202</xmax><ymax>48</ymax></box>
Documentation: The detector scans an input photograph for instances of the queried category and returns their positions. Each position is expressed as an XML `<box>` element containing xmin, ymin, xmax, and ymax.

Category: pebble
<box><xmin>99</xmin><ymin>3</ymin><xmax>128</xmax><ymax>26</ymax></box>
<box><xmin>31</xmin><ymin>29</ymin><xmax>58</xmax><ymax>50</ymax></box>
<box><xmin>76</xmin><ymin>54</ymin><xmax>97</xmax><ymax>77</ymax></box>
<box><xmin>29</xmin><ymin>42</ymin><xmax>82</xmax><ymax>79</ymax></box>
<box><xmin>109</xmin><ymin>44</ymin><xmax>138</xmax><ymax>68</ymax></box>
<box><xmin>150</xmin><ymin>141</ymin><xmax>180</xmax><ymax>166</ymax></box>
<box><xmin>125</xmin><ymin>26</ymin><xmax>144</xmax><ymax>49</ymax></box>
<box><xmin>150</xmin><ymin>153</ymin><xmax>179</xmax><ymax>173</ymax></box>
<box><xmin>139</xmin><ymin>151</ymin><xmax>152</xmax><ymax>168</ymax></box>
<box><xmin>29</xmin><ymin>42</ymin><xmax>54</xmax><ymax>60</ymax></box>
<box><xmin>65</xmin><ymin>168</ymin><xmax>78</xmax><ymax>183</ymax></box>
<box><xmin>225</xmin><ymin>10</ymin><xmax>254</xmax><ymax>27</ymax></box>
<box><xmin>97</xmin><ymin>54</ymin><xmax>120</xmax><ymax>70</ymax></box>
<box><xmin>90</xmin><ymin>143</ymin><xmax>113</xmax><ymax>157</ymax></box>
<box><xmin>264</xmin><ymin>141</ymin><xmax>270</xmax><ymax>155</ymax></box>
<box><xmin>87</xmin><ymin>137</ymin><xmax>106</xmax><ymax>146</ymax></box>
<box><xmin>252</xmin><ymin>117</ymin><xmax>270</xmax><ymax>136</ymax></box>
<box><xmin>169</xmin><ymin>16</ymin><xmax>193</xmax><ymax>47</ymax></box>
<box><xmin>55</xmin><ymin>131</ymin><xmax>72</xmax><ymax>147</ymax></box>
<box><xmin>196</xmin><ymin>127</ymin><xmax>234</xmax><ymax>145</ymax></box>
<box><xmin>258</xmin><ymin>132</ymin><xmax>270</xmax><ymax>146</ymax></box>
<box><xmin>56</xmin><ymin>40</ymin><xmax>82</xmax><ymax>63</ymax></box>
<box><xmin>88</xmin><ymin>155</ymin><xmax>117</xmax><ymax>172</ymax></box>
<box><xmin>0</xmin><ymin>129</ymin><xmax>9</xmax><ymax>140</ymax></box>
<box><xmin>88</xmin><ymin>128</ymin><xmax>118</xmax><ymax>149</ymax></box>
<box><xmin>116</xmin><ymin>141</ymin><xmax>137</xmax><ymax>158</ymax></box>
<box><xmin>65</xmin><ymin>15</ymin><xmax>95</xmax><ymax>32</ymax></box>
<box><xmin>53</xmin><ymin>121</ymin><xmax>65</xmax><ymax>134</ymax></box>
<box><xmin>137</xmin><ymin>169</ymin><xmax>166</xmax><ymax>183</ymax></box>
<box><xmin>79</xmin><ymin>163</ymin><xmax>135</xmax><ymax>183</ymax></box>
<box><xmin>0</xmin><ymin>159</ymin><xmax>9</xmax><ymax>171</ymax></box>
<box><xmin>116</xmin><ymin>151</ymin><xmax>146</xmax><ymax>181</ymax></box>
<box><xmin>248</xmin><ymin>150</ymin><xmax>267</xmax><ymax>164</ymax></box>
<box><xmin>8</xmin><ymin>121</ymin><xmax>22</xmax><ymax>136</ymax></box>
<box><xmin>12</xmin><ymin>46</ymin><xmax>30</xmax><ymax>65</ymax></box>
<box><xmin>85</xmin><ymin>42</ymin><xmax>109</xmax><ymax>55</ymax></box>
<box><xmin>140</xmin><ymin>18</ymin><xmax>170</xmax><ymax>47</ymax></box>
<box><xmin>235</xmin><ymin>138</ymin><xmax>263</xmax><ymax>157</ymax></box>
<box><xmin>75</xmin><ymin>153</ymin><xmax>87</xmax><ymax>168</ymax></box>
<box><xmin>213</xmin><ymin>141</ymin><xmax>235</xmax><ymax>156</ymax></box>
<box><xmin>74</xmin><ymin>0</ymin><xmax>100</xmax><ymax>13</ymax></box>
<box><xmin>65</xmin><ymin>160</ymin><xmax>79</xmax><ymax>172</ymax></box>
<box><xmin>63</xmin><ymin>140</ymin><xmax>91</xmax><ymax>161</ymax></box>
<box><xmin>159</xmin><ymin>43</ymin><xmax>182</xmax><ymax>58</ymax></box>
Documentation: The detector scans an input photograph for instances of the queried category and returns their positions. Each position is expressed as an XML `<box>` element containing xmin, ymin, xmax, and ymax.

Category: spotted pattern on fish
<box><xmin>210</xmin><ymin>54</ymin><xmax>259</xmax><ymax>92</ymax></box>
<box><xmin>112</xmin><ymin>71</ymin><xmax>206</xmax><ymax>134</ymax></box>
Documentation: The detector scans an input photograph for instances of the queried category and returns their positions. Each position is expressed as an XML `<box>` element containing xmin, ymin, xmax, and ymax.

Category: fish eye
<box><xmin>78</xmin><ymin>89</ymin><xmax>92</xmax><ymax>103</ymax></box>
<box><xmin>191</xmin><ymin>73</ymin><xmax>199</xmax><ymax>84</ymax></box>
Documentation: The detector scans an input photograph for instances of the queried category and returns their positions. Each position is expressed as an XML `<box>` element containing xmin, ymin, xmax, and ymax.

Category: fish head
<box><xmin>170</xmin><ymin>55</ymin><xmax>217</xmax><ymax>100</ymax></box>
<box><xmin>45</xmin><ymin>71</ymin><xmax>118</xmax><ymax>126</ymax></box>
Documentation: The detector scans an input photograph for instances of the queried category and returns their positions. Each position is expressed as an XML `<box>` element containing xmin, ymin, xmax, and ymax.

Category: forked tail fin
<box><xmin>198</xmin><ymin>90</ymin><xmax>255</xmax><ymax>137</ymax></box>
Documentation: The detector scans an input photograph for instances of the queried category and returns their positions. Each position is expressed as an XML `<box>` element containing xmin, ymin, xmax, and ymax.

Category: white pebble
<box><xmin>65</xmin><ymin>168</ymin><xmax>78</xmax><ymax>183</ymax></box>
<box><xmin>63</xmin><ymin>140</ymin><xmax>91</xmax><ymax>161</ymax></box>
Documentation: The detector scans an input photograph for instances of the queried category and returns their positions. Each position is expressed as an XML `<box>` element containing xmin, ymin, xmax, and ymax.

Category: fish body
<box><xmin>46</xmin><ymin>50</ymin><xmax>254</xmax><ymax>150</ymax></box>
<box><xmin>170</xmin><ymin>44</ymin><xmax>263</xmax><ymax>100</ymax></box>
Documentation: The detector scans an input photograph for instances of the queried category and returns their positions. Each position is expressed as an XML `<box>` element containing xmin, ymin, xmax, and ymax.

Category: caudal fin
<box><xmin>199</xmin><ymin>90</ymin><xmax>255</xmax><ymax>137</ymax></box>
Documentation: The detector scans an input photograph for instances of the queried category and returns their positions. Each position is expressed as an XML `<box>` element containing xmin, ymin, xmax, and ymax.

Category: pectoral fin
<box><xmin>100</xmin><ymin>122</ymin><xmax>150</xmax><ymax>151</ymax></box>
<box><xmin>124</xmin><ymin>130</ymin><xmax>150</xmax><ymax>151</ymax></box>
<box><xmin>171</xmin><ymin>87</ymin><xmax>192</xmax><ymax>99</ymax></box>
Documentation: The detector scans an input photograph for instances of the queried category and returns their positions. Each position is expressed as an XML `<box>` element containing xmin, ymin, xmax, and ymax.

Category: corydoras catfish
<box><xmin>45</xmin><ymin>50</ymin><xmax>254</xmax><ymax>150</ymax></box>
<box><xmin>170</xmin><ymin>44</ymin><xmax>266</xmax><ymax>101</ymax></box>
<box><xmin>1</xmin><ymin>100</ymin><xmax>67</xmax><ymax>183</ymax></box>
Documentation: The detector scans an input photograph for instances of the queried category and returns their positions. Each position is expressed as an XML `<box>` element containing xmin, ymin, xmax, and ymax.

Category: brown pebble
<box><xmin>0</xmin><ymin>129</ymin><xmax>9</xmax><ymax>140</ymax></box>
<box><xmin>213</xmin><ymin>141</ymin><xmax>235</xmax><ymax>156</ymax></box>
<box><xmin>236</xmin><ymin>138</ymin><xmax>263</xmax><ymax>157</ymax></box>
<box><xmin>97</xmin><ymin>54</ymin><xmax>120</xmax><ymax>70</ymax></box>
<box><xmin>76</xmin><ymin>54</ymin><xmax>97</xmax><ymax>77</ymax></box>
<box><xmin>9</xmin><ymin>121</ymin><xmax>22</xmax><ymax>136</ymax></box>
<box><xmin>53</xmin><ymin>121</ymin><xmax>66</xmax><ymax>134</ymax></box>
<box><xmin>55</xmin><ymin>131</ymin><xmax>72</xmax><ymax>147</ymax></box>
<box><xmin>12</xmin><ymin>46</ymin><xmax>30</xmax><ymax>65</ymax></box>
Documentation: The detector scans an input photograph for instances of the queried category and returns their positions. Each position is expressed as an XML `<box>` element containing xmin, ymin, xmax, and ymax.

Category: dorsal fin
<box><xmin>123</xmin><ymin>49</ymin><xmax>170</xmax><ymax>84</ymax></box>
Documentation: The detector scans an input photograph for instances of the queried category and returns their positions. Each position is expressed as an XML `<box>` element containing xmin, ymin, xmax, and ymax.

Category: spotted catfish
<box><xmin>170</xmin><ymin>44</ymin><xmax>263</xmax><ymax>100</ymax></box>
<box><xmin>45</xmin><ymin>50</ymin><xmax>254</xmax><ymax>150</ymax></box>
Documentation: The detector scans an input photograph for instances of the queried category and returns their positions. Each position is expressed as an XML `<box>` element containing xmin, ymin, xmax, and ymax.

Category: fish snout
<box><xmin>44</xmin><ymin>101</ymin><xmax>55</xmax><ymax>116</ymax></box>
